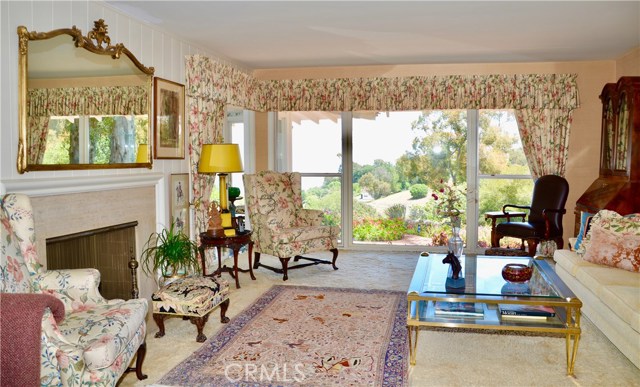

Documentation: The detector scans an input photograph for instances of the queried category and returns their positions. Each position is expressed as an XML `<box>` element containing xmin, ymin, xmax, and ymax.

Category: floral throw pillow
<box><xmin>577</xmin><ymin>210</ymin><xmax>640</xmax><ymax>272</ymax></box>
<box><xmin>581</xmin><ymin>223</ymin><xmax>640</xmax><ymax>272</ymax></box>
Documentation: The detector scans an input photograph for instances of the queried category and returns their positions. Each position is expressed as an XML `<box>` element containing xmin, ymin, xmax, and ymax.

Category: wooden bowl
<box><xmin>501</xmin><ymin>263</ymin><xmax>533</xmax><ymax>283</ymax></box>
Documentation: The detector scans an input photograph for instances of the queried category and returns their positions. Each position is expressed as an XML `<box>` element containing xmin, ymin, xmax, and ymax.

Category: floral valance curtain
<box><xmin>28</xmin><ymin>85</ymin><xmax>148</xmax><ymax>116</ymax></box>
<box><xmin>257</xmin><ymin>74</ymin><xmax>579</xmax><ymax>112</ymax></box>
<box><xmin>187</xmin><ymin>55</ymin><xmax>579</xmax><ymax>113</ymax></box>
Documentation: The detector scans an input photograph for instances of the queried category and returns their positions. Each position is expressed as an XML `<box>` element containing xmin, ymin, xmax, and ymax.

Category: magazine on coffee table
<box><xmin>434</xmin><ymin>301</ymin><xmax>484</xmax><ymax>317</ymax></box>
<box><xmin>498</xmin><ymin>304</ymin><xmax>556</xmax><ymax>320</ymax></box>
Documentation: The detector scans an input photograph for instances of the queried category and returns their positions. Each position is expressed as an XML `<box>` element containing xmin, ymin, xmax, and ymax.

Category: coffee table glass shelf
<box><xmin>407</xmin><ymin>253</ymin><xmax>582</xmax><ymax>375</ymax></box>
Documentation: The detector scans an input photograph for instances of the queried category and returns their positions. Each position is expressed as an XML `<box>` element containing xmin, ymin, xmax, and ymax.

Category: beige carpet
<box><xmin>119</xmin><ymin>250</ymin><xmax>640</xmax><ymax>387</ymax></box>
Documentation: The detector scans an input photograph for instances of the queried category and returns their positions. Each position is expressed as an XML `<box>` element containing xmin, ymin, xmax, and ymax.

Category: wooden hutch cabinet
<box><xmin>575</xmin><ymin>76</ymin><xmax>640</xmax><ymax>232</ymax></box>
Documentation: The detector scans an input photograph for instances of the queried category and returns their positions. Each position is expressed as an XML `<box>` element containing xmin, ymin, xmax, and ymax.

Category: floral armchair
<box><xmin>243</xmin><ymin>171</ymin><xmax>339</xmax><ymax>280</ymax></box>
<box><xmin>0</xmin><ymin>193</ymin><xmax>148</xmax><ymax>386</ymax></box>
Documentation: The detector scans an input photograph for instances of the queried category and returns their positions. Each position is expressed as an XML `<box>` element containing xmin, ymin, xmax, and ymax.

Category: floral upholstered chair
<box><xmin>0</xmin><ymin>193</ymin><xmax>148</xmax><ymax>386</ymax></box>
<box><xmin>243</xmin><ymin>171</ymin><xmax>339</xmax><ymax>280</ymax></box>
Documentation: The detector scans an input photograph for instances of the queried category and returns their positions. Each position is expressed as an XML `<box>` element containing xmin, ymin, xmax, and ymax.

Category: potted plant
<box><xmin>140</xmin><ymin>221</ymin><xmax>200</xmax><ymax>279</ymax></box>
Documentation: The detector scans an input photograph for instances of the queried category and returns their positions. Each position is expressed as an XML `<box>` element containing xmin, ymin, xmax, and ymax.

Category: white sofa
<box><xmin>554</xmin><ymin>247</ymin><xmax>640</xmax><ymax>368</ymax></box>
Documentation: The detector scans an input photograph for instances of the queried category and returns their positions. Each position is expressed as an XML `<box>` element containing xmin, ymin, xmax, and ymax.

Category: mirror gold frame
<box><xmin>17</xmin><ymin>19</ymin><xmax>155</xmax><ymax>173</ymax></box>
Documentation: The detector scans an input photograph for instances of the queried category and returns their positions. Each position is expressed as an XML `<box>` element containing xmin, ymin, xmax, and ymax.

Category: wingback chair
<box><xmin>0</xmin><ymin>193</ymin><xmax>148</xmax><ymax>385</ymax></box>
<box><xmin>243</xmin><ymin>171</ymin><xmax>339</xmax><ymax>281</ymax></box>
<box><xmin>494</xmin><ymin>175</ymin><xmax>569</xmax><ymax>256</ymax></box>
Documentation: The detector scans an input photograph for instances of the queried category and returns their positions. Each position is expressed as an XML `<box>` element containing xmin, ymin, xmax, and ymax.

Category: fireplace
<box><xmin>46</xmin><ymin>222</ymin><xmax>138</xmax><ymax>300</ymax></box>
<box><xmin>30</xmin><ymin>186</ymin><xmax>157</xmax><ymax>303</ymax></box>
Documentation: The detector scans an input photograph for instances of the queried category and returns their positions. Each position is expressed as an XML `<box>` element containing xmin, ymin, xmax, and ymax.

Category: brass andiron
<box><xmin>129</xmin><ymin>247</ymin><xmax>140</xmax><ymax>299</ymax></box>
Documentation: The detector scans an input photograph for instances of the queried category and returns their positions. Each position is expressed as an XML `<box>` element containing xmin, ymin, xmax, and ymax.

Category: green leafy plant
<box><xmin>385</xmin><ymin>203</ymin><xmax>406</xmax><ymax>219</ymax></box>
<box><xmin>353</xmin><ymin>218</ymin><xmax>406</xmax><ymax>241</ymax></box>
<box><xmin>409</xmin><ymin>184</ymin><xmax>428</xmax><ymax>199</ymax></box>
<box><xmin>140</xmin><ymin>222</ymin><xmax>200</xmax><ymax>278</ymax></box>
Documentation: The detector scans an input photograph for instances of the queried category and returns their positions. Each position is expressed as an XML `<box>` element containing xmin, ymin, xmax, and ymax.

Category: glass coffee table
<box><xmin>407</xmin><ymin>253</ymin><xmax>582</xmax><ymax>375</ymax></box>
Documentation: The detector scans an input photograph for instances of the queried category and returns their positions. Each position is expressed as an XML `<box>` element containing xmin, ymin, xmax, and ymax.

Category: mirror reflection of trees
<box><xmin>42</xmin><ymin>115</ymin><xmax>148</xmax><ymax>165</ymax></box>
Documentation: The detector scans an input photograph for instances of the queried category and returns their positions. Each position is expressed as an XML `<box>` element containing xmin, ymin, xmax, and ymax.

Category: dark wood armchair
<box><xmin>494</xmin><ymin>175</ymin><xmax>569</xmax><ymax>256</ymax></box>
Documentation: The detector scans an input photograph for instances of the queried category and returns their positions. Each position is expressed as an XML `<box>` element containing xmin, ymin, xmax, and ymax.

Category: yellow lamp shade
<box><xmin>198</xmin><ymin>144</ymin><xmax>243</xmax><ymax>173</ymax></box>
<box><xmin>136</xmin><ymin>144</ymin><xmax>149</xmax><ymax>163</ymax></box>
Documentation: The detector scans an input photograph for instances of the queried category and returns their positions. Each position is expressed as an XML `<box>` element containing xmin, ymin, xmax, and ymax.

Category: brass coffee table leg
<box><xmin>408</xmin><ymin>325</ymin><xmax>419</xmax><ymax>365</ymax></box>
<box><xmin>565</xmin><ymin>306</ymin><xmax>581</xmax><ymax>375</ymax></box>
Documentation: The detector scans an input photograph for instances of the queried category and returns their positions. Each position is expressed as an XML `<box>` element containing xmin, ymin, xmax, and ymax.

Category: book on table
<box><xmin>434</xmin><ymin>301</ymin><xmax>484</xmax><ymax>317</ymax></box>
<box><xmin>498</xmin><ymin>304</ymin><xmax>556</xmax><ymax>320</ymax></box>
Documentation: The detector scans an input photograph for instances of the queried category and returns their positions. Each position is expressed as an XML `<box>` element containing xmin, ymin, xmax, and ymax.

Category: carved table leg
<box><xmin>248</xmin><ymin>242</ymin><xmax>256</xmax><ymax>280</ymax></box>
<box><xmin>153</xmin><ymin>314</ymin><xmax>166</xmax><ymax>338</ymax></box>
<box><xmin>232</xmin><ymin>248</ymin><xmax>241</xmax><ymax>289</ymax></box>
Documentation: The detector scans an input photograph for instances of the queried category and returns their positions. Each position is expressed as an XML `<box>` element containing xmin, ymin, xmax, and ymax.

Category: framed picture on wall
<box><xmin>170</xmin><ymin>173</ymin><xmax>190</xmax><ymax>236</ymax></box>
<box><xmin>154</xmin><ymin>77</ymin><xmax>185</xmax><ymax>159</ymax></box>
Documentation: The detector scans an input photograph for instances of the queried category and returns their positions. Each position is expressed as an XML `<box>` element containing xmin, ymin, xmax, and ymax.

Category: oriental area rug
<box><xmin>158</xmin><ymin>285</ymin><xmax>408</xmax><ymax>386</ymax></box>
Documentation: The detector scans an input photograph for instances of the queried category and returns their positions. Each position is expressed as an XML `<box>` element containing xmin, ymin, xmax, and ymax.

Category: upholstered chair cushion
<box><xmin>60</xmin><ymin>298</ymin><xmax>148</xmax><ymax>370</ymax></box>
<box><xmin>152</xmin><ymin>276</ymin><xmax>230</xmax><ymax>317</ymax></box>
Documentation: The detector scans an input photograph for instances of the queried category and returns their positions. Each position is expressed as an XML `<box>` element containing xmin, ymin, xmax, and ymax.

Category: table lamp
<box><xmin>198</xmin><ymin>143</ymin><xmax>244</xmax><ymax>213</ymax></box>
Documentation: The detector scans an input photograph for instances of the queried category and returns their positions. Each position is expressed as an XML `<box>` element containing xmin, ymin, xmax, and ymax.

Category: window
<box><xmin>274</xmin><ymin>109</ymin><xmax>532</xmax><ymax>252</ymax></box>
<box><xmin>476</xmin><ymin>110</ymin><xmax>532</xmax><ymax>248</ymax></box>
<box><xmin>43</xmin><ymin>114</ymin><xmax>147</xmax><ymax>164</ymax></box>
<box><xmin>276</xmin><ymin>112</ymin><xmax>343</xmax><ymax>239</ymax></box>
<box><xmin>222</xmin><ymin>106</ymin><xmax>255</xmax><ymax>210</ymax></box>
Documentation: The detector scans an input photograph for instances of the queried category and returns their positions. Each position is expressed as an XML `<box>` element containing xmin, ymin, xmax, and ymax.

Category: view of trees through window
<box><xmin>43</xmin><ymin>115</ymin><xmax>148</xmax><ymax>164</ymax></box>
<box><xmin>278</xmin><ymin>110</ymin><xmax>533</xmax><ymax>251</ymax></box>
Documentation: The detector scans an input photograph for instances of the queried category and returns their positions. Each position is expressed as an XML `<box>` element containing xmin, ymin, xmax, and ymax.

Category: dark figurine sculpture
<box><xmin>442</xmin><ymin>251</ymin><xmax>462</xmax><ymax>280</ymax></box>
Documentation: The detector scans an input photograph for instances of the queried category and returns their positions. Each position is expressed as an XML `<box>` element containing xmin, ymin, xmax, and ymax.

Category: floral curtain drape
<box><xmin>27</xmin><ymin>116</ymin><xmax>50</xmax><ymax>164</ymax></box>
<box><xmin>515</xmin><ymin>109</ymin><xmax>573</xmax><ymax>178</ymax></box>
<box><xmin>27</xmin><ymin>85</ymin><xmax>148</xmax><ymax>164</ymax></box>
<box><xmin>185</xmin><ymin>56</ymin><xmax>226</xmax><ymax>241</ymax></box>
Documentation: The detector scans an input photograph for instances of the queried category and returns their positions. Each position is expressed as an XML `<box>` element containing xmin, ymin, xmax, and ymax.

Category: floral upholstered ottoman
<box><xmin>152</xmin><ymin>276</ymin><xmax>230</xmax><ymax>342</ymax></box>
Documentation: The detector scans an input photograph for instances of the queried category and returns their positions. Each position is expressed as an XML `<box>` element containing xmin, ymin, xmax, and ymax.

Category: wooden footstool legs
<box><xmin>152</xmin><ymin>299</ymin><xmax>230</xmax><ymax>343</ymax></box>
<box><xmin>151</xmin><ymin>276</ymin><xmax>231</xmax><ymax>343</ymax></box>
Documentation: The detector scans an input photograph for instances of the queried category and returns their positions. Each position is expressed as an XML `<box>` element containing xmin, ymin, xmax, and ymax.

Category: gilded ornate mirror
<box><xmin>17</xmin><ymin>19</ymin><xmax>154</xmax><ymax>173</ymax></box>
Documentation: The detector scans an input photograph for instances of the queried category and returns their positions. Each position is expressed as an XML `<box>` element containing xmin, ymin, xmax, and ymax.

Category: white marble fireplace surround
<box><xmin>3</xmin><ymin>173</ymin><xmax>165</xmax><ymax>309</ymax></box>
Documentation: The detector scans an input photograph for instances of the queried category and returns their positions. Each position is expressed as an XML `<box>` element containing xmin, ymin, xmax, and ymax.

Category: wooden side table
<box><xmin>199</xmin><ymin>230</ymin><xmax>256</xmax><ymax>289</ymax></box>
<box><xmin>484</xmin><ymin>211</ymin><xmax>526</xmax><ymax>247</ymax></box>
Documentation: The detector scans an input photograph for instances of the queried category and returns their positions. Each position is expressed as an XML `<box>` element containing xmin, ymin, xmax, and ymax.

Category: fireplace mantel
<box><xmin>2</xmin><ymin>173</ymin><xmax>163</xmax><ymax>197</ymax></box>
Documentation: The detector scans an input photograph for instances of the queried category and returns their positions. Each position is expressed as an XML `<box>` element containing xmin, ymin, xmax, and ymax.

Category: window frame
<box><xmin>272</xmin><ymin>109</ymin><xmax>531</xmax><ymax>253</ymax></box>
